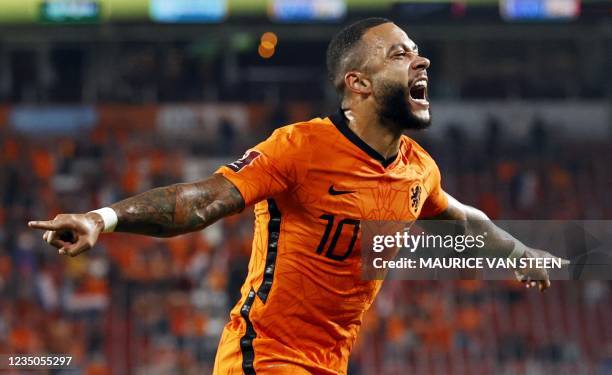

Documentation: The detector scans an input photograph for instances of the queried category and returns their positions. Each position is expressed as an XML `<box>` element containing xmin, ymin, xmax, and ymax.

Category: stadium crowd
<box><xmin>0</xmin><ymin>105</ymin><xmax>610</xmax><ymax>374</ymax></box>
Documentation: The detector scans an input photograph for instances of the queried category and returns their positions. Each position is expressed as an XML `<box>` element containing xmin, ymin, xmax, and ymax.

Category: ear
<box><xmin>344</xmin><ymin>71</ymin><xmax>372</xmax><ymax>96</ymax></box>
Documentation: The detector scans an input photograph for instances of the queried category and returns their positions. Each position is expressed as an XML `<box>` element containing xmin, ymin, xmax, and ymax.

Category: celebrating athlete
<box><xmin>29</xmin><ymin>18</ymin><xmax>567</xmax><ymax>374</ymax></box>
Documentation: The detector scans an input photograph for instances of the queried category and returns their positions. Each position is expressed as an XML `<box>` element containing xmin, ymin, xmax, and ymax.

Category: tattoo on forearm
<box><xmin>110</xmin><ymin>174</ymin><xmax>244</xmax><ymax>237</ymax></box>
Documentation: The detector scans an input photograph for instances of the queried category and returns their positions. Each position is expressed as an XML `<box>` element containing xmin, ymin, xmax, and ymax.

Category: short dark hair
<box><xmin>326</xmin><ymin>17</ymin><xmax>392</xmax><ymax>94</ymax></box>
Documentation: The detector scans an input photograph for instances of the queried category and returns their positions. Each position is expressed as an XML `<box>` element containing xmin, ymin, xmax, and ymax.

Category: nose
<box><xmin>412</xmin><ymin>55</ymin><xmax>430</xmax><ymax>71</ymax></box>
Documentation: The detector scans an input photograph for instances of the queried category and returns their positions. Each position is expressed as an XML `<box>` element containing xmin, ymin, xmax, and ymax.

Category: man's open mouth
<box><xmin>409</xmin><ymin>79</ymin><xmax>429</xmax><ymax>106</ymax></box>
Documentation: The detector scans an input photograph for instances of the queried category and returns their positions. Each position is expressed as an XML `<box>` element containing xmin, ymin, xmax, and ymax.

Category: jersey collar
<box><xmin>329</xmin><ymin>108</ymin><xmax>399</xmax><ymax>168</ymax></box>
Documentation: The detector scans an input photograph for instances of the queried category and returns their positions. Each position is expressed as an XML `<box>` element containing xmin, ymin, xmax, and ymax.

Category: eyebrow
<box><xmin>389</xmin><ymin>43</ymin><xmax>419</xmax><ymax>54</ymax></box>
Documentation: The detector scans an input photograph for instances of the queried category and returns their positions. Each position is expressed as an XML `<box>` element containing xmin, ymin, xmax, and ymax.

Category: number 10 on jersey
<box><xmin>316</xmin><ymin>214</ymin><xmax>360</xmax><ymax>261</ymax></box>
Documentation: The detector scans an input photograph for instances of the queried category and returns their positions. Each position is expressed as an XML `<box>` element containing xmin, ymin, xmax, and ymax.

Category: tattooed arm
<box><xmin>111</xmin><ymin>174</ymin><xmax>244</xmax><ymax>237</ymax></box>
<box><xmin>428</xmin><ymin>192</ymin><xmax>569</xmax><ymax>292</ymax></box>
<box><xmin>28</xmin><ymin>174</ymin><xmax>244</xmax><ymax>256</ymax></box>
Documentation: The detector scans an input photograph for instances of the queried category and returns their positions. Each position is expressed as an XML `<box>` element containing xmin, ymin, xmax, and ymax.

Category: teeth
<box><xmin>414</xmin><ymin>80</ymin><xmax>427</xmax><ymax>88</ymax></box>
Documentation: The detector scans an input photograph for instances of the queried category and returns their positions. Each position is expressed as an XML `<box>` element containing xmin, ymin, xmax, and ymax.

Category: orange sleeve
<box><xmin>419</xmin><ymin>157</ymin><xmax>449</xmax><ymax>218</ymax></box>
<box><xmin>215</xmin><ymin>125</ymin><xmax>311</xmax><ymax>207</ymax></box>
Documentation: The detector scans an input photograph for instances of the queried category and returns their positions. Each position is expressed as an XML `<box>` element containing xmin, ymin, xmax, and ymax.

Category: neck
<box><xmin>343</xmin><ymin>108</ymin><xmax>402</xmax><ymax>160</ymax></box>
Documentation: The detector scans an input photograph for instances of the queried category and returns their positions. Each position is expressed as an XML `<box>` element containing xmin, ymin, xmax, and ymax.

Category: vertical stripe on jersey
<box><xmin>257</xmin><ymin>199</ymin><xmax>281</xmax><ymax>303</ymax></box>
<box><xmin>239</xmin><ymin>288</ymin><xmax>257</xmax><ymax>374</ymax></box>
<box><xmin>240</xmin><ymin>198</ymin><xmax>282</xmax><ymax>374</ymax></box>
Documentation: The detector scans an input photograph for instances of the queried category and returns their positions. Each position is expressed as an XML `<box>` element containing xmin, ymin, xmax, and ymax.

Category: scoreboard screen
<box><xmin>40</xmin><ymin>0</ymin><xmax>101</xmax><ymax>23</ymax></box>
<box><xmin>149</xmin><ymin>0</ymin><xmax>227</xmax><ymax>23</ymax></box>
<box><xmin>270</xmin><ymin>0</ymin><xmax>346</xmax><ymax>22</ymax></box>
<box><xmin>500</xmin><ymin>0</ymin><xmax>580</xmax><ymax>21</ymax></box>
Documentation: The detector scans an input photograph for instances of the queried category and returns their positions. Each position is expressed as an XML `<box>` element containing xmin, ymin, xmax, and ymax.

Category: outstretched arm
<box><xmin>432</xmin><ymin>193</ymin><xmax>517</xmax><ymax>258</ymax></box>
<box><xmin>429</xmin><ymin>193</ymin><xmax>569</xmax><ymax>291</ymax></box>
<box><xmin>110</xmin><ymin>174</ymin><xmax>244</xmax><ymax>237</ymax></box>
<box><xmin>28</xmin><ymin>174</ymin><xmax>244</xmax><ymax>256</ymax></box>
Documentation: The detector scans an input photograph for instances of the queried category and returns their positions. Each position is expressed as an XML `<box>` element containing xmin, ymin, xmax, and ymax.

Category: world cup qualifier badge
<box><xmin>409</xmin><ymin>181</ymin><xmax>423</xmax><ymax>216</ymax></box>
<box><xmin>227</xmin><ymin>150</ymin><xmax>261</xmax><ymax>172</ymax></box>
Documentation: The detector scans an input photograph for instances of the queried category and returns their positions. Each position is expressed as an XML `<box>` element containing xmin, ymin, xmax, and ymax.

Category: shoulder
<box><xmin>273</xmin><ymin>117</ymin><xmax>333</xmax><ymax>135</ymax></box>
<box><xmin>267</xmin><ymin>117</ymin><xmax>333</xmax><ymax>148</ymax></box>
<box><xmin>401</xmin><ymin>135</ymin><xmax>437</xmax><ymax>165</ymax></box>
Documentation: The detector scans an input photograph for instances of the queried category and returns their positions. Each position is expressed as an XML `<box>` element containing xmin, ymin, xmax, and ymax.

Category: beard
<box><xmin>374</xmin><ymin>79</ymin><xmax>431</xmax><ymax>131</ymax></box>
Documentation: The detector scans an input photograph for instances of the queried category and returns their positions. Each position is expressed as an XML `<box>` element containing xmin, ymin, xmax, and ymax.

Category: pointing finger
<box><xmin>28</xmin><ymin>220</ymin><xmax>61</xmax><ymax>231</ymax></box>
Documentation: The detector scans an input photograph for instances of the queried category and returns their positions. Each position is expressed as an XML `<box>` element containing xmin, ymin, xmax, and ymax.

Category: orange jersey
<box><xmin>213</xmin><ymin>110</ymin><xmax>448</xmax><ymax>374</ymax></box>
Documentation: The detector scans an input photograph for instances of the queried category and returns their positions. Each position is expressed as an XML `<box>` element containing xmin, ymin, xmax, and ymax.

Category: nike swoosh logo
<box><xmin>328</xmin><ymin>185</ymin><xmax>356</xmax><ymax>196</ymax></box>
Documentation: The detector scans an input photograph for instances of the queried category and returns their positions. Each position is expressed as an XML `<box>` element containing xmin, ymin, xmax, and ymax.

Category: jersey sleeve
<box><xmin>215</xmin><ymin>125</ymin><xmax>311</xmax><ymax>207</ymax></box>
<box><xmin>419</xmin><ymin>157</ymin><xmax>449</xmax><ymax>218</ymax></box>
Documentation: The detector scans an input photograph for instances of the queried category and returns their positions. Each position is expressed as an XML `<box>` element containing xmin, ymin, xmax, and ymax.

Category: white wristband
<box><xmin>90</xmin><ymin>207</ymin><xmax>118</xmax><ymax>233</ymax></box>
<box><xmin>508</xmin><ymin>241</ymin><xmax>527</xmax><ymax>259</ymax></box>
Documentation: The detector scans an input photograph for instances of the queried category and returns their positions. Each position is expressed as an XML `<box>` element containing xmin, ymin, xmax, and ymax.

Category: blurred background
<box><xmin>0</xmin><ymin>0</ymin><xmax>611</xmax><ymax>374</ymax></box>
